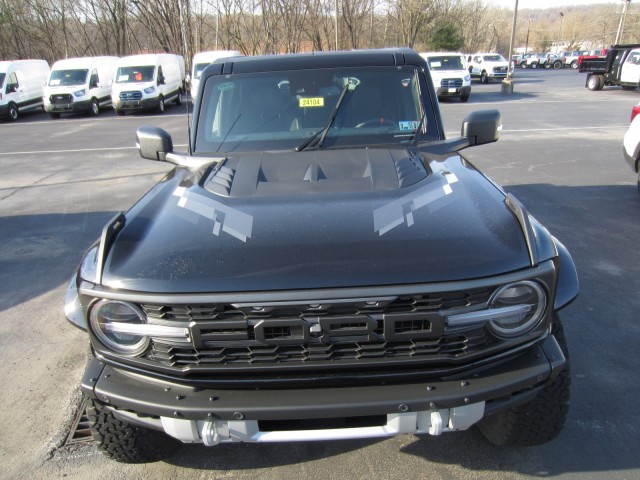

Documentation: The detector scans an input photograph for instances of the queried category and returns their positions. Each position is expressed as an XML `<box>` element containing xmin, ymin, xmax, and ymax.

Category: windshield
<box><xmin>115</xmin><ymin>66</ymin><xmax>155</xmax><ymax>83</ymax></box>
<box><xmin>48</xmin><ymin>69</ymin><xmax>88</xmax><ymax>86</ymax></box>
<box><xmin>483</xmin><ymin>55</ymin><xmax>505</xmax><ymax>62</ymax></box>
<box><xmin>195</xmin><ymin>66</ymin><xmax>433</xmax><ymax>154</ymax></box>
<box><xmin>428</xmin><ymin>56</ymin><xmax>464</xmax><ymax>70</ymax></box>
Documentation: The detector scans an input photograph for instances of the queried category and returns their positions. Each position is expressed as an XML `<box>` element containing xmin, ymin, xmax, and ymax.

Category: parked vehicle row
<box><xmin>2</xmin><ymin>51</ymin><xmax>246</xmax><ymax>121</ymax></box>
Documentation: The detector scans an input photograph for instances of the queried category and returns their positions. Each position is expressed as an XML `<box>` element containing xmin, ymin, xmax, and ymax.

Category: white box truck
<box><xmin>112</xmin><ymin>54</ymin><xmax>185</xmax><ymax>115</ymax></box>
<box><xmin>190</xmin><ymin>50</ymin><xmax>241</xmax><ymax>101</ymax></box>
<box><xmin>421</xmin><ymin>52</ymin><xmax>471</xmax><ymax>102</ymax></box>
<box><xmin>43</xmin><ymin>56</ymin><xmax>120</xmax><ymax>118</ymax></box>
<box><xmin>0</xmin><ymin>59</ymin><xmax>50</xmax><ymax>121</ymax></box>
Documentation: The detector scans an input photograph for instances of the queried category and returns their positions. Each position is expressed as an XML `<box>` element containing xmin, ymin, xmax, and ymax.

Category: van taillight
<box><xmin>631</xmin><ymin>105</ymin><xmax>640</xmax><ymax>123</ymax></box>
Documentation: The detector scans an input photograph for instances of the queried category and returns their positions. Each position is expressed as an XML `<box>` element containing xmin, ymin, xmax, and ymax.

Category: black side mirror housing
<box><xmin>461</xmin><ymin>110</ymin><xmax>501</xmax><ymax>146</ymax></box>
<box><xmin>136</xmin><ymin>126</ymin><xmax>173</xmax><ymax>161</ymax></box>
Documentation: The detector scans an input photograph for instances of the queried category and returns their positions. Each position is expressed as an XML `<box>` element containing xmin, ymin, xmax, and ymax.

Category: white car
<box><xmin>623</xmin><ymin>104</ymin><xmax>640</xmax><ymax>191</ymax></box>
<box><xmin>420</xmin><ymin>52</ymin><xmax>471</xmax><ymax>102</ymax></box>
<box><xmin>467</xmin><ymin>53</ymin><xmax>509</xmax><ymax>83</ymax></box>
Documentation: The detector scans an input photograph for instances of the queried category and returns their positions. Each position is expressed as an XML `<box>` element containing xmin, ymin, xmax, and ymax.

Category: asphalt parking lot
<box><xmin>0</xmin><ymin>68</ymin><xmax>638</xmax><ymax>480</ymax></box>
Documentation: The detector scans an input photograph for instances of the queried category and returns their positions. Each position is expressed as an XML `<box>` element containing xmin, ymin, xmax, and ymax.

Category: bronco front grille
<box><xmin>136</xmin><ymin>287</ymin><xmax>497</xmax><ymax>372</ymax></box>
<box><xmin>148</xmin><ymin>330</ymin><xmax>488</xmax><ymax>367</ymax></box>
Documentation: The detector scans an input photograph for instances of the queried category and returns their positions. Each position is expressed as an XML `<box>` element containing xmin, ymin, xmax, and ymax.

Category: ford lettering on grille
<box><xmin>189</xmin><ymin>312</ymin><xmax>444</xmax><ymax>348</ymax></box>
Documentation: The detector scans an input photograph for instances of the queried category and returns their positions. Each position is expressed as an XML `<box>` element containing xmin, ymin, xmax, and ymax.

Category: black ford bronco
<box><xmin>65</xmin><ymin>49</ymin><xmax>578</xmax><ymax>463</ymax></box>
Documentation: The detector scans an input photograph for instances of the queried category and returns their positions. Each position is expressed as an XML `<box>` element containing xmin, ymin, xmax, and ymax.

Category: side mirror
<box><xmin>157</xmin><ymin>75</ymin><xmax>165</xmax><ymax>86</ymax></box>
<box><xmin>461</xmin><ymin>110</ymin><xmax>501</xmax><ymax>146</ymax></box>
<box><xmin>136</xmin><ymin>126</ymin><xmax>173</xmax><ymax>161</ymax></box>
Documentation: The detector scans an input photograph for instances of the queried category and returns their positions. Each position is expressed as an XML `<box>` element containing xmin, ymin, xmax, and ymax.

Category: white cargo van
<box><xmin>43</xmin><ymin>56</ymin><xmax>119</xmax><ymax>118</ymax></box>
<box><xmin>190</xmin><ymin>50</ymin><xmax>241</xmax><ymax>100</ymax></box>
<box><xmin>112</xmin><ymin>54</ymin><xmax>185</xmax><ymax>115</ymax></box>
<box><xmin>0</xmin><ymin>59</ymin><xmax>50</xmax><ymax>121</ymax></box>
<box><xmin>420</xmin><ymin>52</ymin><xmax>471</xmax><ymax>102</ymax></box>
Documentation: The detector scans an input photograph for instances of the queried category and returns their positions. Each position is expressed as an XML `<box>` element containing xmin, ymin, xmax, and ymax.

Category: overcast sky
<box><xmin>486</xmin><ymin>0</ymin><xmax>620</xmax><ymax>9</ymax></box>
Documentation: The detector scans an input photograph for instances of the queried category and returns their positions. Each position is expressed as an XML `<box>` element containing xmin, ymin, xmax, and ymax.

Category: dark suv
<box><xmin>65</xmin><ymin>49</ymin><xmax>578</xmax><ymax>463</ymax></box>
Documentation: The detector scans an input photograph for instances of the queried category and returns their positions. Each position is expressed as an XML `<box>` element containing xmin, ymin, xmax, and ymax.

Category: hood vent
<box><xmin>206</xmin><ymin>165</ymin><xmax>236</xmax><ymax>196</ymax></box>
<box><xmin>395</xmin><ymin>152</ymin><xmax>427</xmax><ymax>188</ymax></box>
<box><xmin>203</xmin><ymin>150</ymin><xmax>429</xmax><ymax>198</ymax></box>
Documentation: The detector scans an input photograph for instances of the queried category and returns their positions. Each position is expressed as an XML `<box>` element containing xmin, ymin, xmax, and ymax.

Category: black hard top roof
<box><xmin>204</xmin><ymin>48</ymin><xmax>426</xmax><ymax>76</ymax></box>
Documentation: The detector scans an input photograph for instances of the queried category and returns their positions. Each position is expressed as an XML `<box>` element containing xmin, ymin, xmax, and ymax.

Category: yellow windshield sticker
<box><xmin>299</xmin><ymin>97</ymin><xmax>325</xmax><ymax>108</ymax></box>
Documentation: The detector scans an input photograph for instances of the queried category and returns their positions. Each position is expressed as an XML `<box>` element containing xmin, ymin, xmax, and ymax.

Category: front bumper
<box><xmin>82</xmin><ymin>334</ymin><xmax>565</xmax><ymax>444</ymax></box>
<box><xmin>45</xmin><ymin>100</ymin><xmax>91</xmax><ymax>114</ymax></box>
<box><xmin>113</xmin><ymin>97</ymin><xmax>159</xmax><ymax>111</ymax></box>
<box><xmin>436</xmin><ymin>86</ymin><xmax>471</xmax><ymax>98</ymax></box>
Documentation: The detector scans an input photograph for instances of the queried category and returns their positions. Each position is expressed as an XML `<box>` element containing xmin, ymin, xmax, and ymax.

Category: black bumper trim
<box><xmin>82</xmin><ymin>335</ymin><xmax>565</xmax><ymax>422</ymax></box>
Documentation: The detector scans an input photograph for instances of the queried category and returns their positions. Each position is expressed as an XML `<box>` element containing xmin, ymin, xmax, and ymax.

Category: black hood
<box><xmin>102</xmin><ymin>149</ymin><xmax>531</xmax><ymax>293</ymax></box>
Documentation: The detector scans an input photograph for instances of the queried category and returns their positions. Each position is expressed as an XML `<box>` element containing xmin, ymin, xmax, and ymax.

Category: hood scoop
<box><xmin>204</xmin><ymin>149</ymin><xmax>428</xmax><ymax>198</ymax></box>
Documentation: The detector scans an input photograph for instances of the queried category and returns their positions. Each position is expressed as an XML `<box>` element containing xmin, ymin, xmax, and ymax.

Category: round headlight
<box><xmin>488</xmin><ymin>281</ymin><xmax>546</xmax><ymax>337</ymax></box>
<box><xmin>89</xmin><ymin>300</ymin><xmax>149</xmax><ymax>355</ymax></box>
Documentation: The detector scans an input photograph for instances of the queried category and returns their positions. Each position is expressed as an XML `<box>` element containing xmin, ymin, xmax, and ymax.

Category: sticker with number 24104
<box><xmin>299</xmin><ymin>97</ymin><xmax>325</xmax><ymax>108</ymax></box>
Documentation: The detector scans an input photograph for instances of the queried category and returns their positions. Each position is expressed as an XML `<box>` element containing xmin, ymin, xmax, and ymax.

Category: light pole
<box><xmin>506</xmin><ymin>0</ymin><xmax>519</xmax><ymax>81</ymax></box>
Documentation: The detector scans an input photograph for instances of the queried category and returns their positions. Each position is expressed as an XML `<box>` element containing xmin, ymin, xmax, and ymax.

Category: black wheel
<box><xmin>86</xmin><ymin>398</ymin><xmax>181</xmax><ymax>463</ymax></box>
<box><xmin>531</xmin><ymin>62</ymin><xmax>538</xmax><ymax>69</ymax></box>
<box><xmin>175</xmin><ymin>90</ymin><xmax>182</xmax><ymax>105</ymax></box>
<box><xmin>460</xmin><ymin>93</ymin><xmax>470</xmax><ymax>102</ymax></box>
<box><xmin>115</xmin><ymin>109</ymin><xmax>125</xmax><ymax>116</ymax></box>
<box><xmin>587</xmin><ymin>74</ymin><xmax>602</xmax><ymax>91</ymax></box>
<box><xmin>570</xmin><ymin>61</ymin><xmax>578</xmax><ymax>70</ymax></box>
<box><xmin>157</xmin><ymin>96</ymin><xmax>165</xmax><ymax>113</ymax></box>
<box><xmin>480</xmin><ymin>71</ymin><xmax>489</xmax><ymax>84</ymax></box>
<box><xmin>478</xmin><ymin>314</ymin><xmax>570</xmax><ymax>446</ymax></box>
<box><xmin>49</xmin><ymin>112</ymin><xmax>61</xmax><ymax>119</ymax></box>
<box><xmin>8</xmin><ymin>102</ymin><xmax>19</xmax><ymax>121</ymax></box>
<box><xmin>89</xmin><ymin>98</ymin><xmax>100</xmax><ymax>116</ymax></box>
<box><xmin>521</xmin><ymin>63</ymin><xmax>528</xmax><ymax>69</ymax></box>
<box><xmin>544</xmin><ymin>63</ymin><xmax>551</xmax><ymax>69</ymax></box>
<box><xmin>622</xmin><ymin>85</ymin><xmax>637</xmax><ymax>91</ymax></box>
<box><xmin>553</xmin><ymin>60</ymin><xmax>563</xmax><ymax>69</ymax></box>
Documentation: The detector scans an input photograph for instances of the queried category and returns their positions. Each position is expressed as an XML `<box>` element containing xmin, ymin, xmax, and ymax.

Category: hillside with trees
<box><xmin>0</xmin><ymin>0</ymin><xmax>638</xmax><ymax>66</ymax></box>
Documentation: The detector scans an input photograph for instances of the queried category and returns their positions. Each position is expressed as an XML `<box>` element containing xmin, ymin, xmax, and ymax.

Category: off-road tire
<box><xmin>49</xmin><ymin>112</ymin><xmax>61</xmax><ymax>119</ymax></box>
<box><xmin>460</xmin><ymin>93</ymin><xmax>470</xmax><ymax>103</ymax></box>
<box><xmin>571</xmin><ymin>61</ymin><xmax>578</xmax><ymax>69</ymax></box>
<box><xmin>86</xmin><ymin>398</ymin><xmax>181</xmax><ymax>463</ymax></box>
<box><xmin>478</xmin><ymin>314</ymin><xmax>570</xmax><ymax>446</ymax></box>
<box><xmin>480</xmin><ymin>71</ymin><xmax>488</xmax><ymax>83</ymax></box>
<box><xmin>175</xmin><ymin>90</ymin><xmax>182</xmax><ymax>105</ymax></box>
<box><xmin>115</xmin><ymin>109</ymin><xmax>125</xmax><ymax>116</ymax></box>
<box><xmin>158</xmin><ymin>95</ymin><xmax>165</xmax><ymax>113</ymax></box>
<box><xmin>553</xmin><ymin>60</ymin><xmax>563</xmax><ymax>69</ymax></box>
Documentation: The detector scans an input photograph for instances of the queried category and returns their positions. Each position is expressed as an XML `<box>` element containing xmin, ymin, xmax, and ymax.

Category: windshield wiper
<box><xmin>410</xmin><ymin>110</ymin><xmax>427</xmax><ymax>147</ymax></box>
<box><xmin>296</xmin><ymin>82</ymin><xmax>352</xmax><ymax>152</ymax></box>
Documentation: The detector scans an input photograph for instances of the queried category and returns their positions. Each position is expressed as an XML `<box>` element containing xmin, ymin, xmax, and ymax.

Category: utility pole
<box><xmin>557</xmin><ymin>12</ymin><xmax>564</xmax><ymax>53</ymax></box>
<box><xmin>614</xmin><ymin>0</ymin><xmax>631</xmax><ymax>45</ymax></box>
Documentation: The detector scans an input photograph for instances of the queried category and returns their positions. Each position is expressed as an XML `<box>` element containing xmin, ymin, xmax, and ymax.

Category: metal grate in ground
<box><xmin>63</xmin><ymin>397</ymin><xmax>93</xmax><ymax>446</ymax></box>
